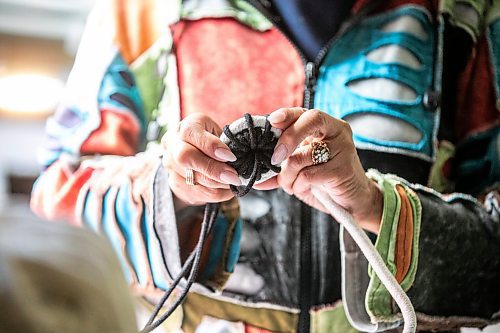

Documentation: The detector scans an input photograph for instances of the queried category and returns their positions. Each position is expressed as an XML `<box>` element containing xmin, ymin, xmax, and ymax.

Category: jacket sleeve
<box><xmin>342</xmin><ymin>172</ymin><xmax>500</xmax><ymax>332</ymax></box>
<box><xmin>341</xmin><ymin>2</ymin><xmax>500</xmax><ymax>331</ymax></box>
<box><xmin>30</xmin><ymin>0</ymin><xmax>241</xmax><ymax>295</ymax></box>
<box><xmin>405</xmin><ymin>5</ymin><xmax>500</xmax><ymax>326</ymax></box>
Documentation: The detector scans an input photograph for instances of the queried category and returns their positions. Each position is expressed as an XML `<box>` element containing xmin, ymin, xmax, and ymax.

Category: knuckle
<box><xmin>192</xmin><ymin>112</ymin><xmax>209</xmax><ymax>123</ymax></box>
<box><xmin>203</xmin><ymin>158</ymin><xmax>219</xmax><ymax>178</ymax></box>
<box><xmin>288</xmin><ymin>153</ymin><xmax>307</xmax><ymax>169</ymax></box>
<box><xmin>305</xmin><ymin>109</ymin><xmax>327</xmax><ymax>134</ymax></box>
<box><xmin>287</xmin><ymin>155</ymin><xmax>300</xmax><ymax>169</ymax></box>
<box><xmin>199</xmin><ymin>133</ymin><xmax>217</xmax><ymax>153</ymax></box>
<box><xmin>179</xmin><ymin>122</ymin><xmax>194</xmax><ymax>141</ymax></box>
<box><xmin>320</xmin><ymin>113</ymin><xmax>331</xmax><ymax>130</ymax></box>
<box><xmin>338</xmin><ymin>123</ymin><xmax>355</xmax><ymax>148</ymax></box>
<box><xmin>315</xmin><ymin>109</ymin><xmax>329</xmax><ymax>128</ymax></box>
<box><xmin>340</xmin><ymin>119</ymin><xmax>353</xmax><ymax>136</ymax></box>
<box><xmin>195</xmin><ymin>134</ymin><xmax>208</xmax><ymax>152</ymax></box>
<box><xmin>275</xmin><ymin>107</ymin><xmax>290</xmax><ymax>120</ymax></box>
<box><xmin>176</xmin><ymin>147</ymin><xmax>192</xmax><ymax>166</ymax></box>
<box><xmin>306</xmin><ymin>108</ymin><xmax>322</xmax><ymax>122</ymax></box>
<box><xmin>197</xmin><ymin>173</ymin><xmax>213</xmax><ymax>186</ymax></box>
<box><xmin>302</xmin><ymin>168</ymin><xmax>316</xmax><ymax>183</ymax></box>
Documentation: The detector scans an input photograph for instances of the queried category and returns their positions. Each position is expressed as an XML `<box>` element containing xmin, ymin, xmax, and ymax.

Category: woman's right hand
<box><xmin>161</xmin><ymin>113</ymin><xmax>242</xmax><ymax>211</ymax></box>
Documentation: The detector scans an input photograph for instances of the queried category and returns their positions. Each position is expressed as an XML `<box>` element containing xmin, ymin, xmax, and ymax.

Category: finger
<box><xmin>163</xmin><ymin>149</ymin><xmax>229</xmax><ymax>189</ymax></box>
<box><xmin>270</xmin><ymin>109</ymin><xmax>349</xmax><ymax>165</ymax></box>
<box><xmin>252</xmin><ymin>176</ymin><xmax>279</xmax><ymax>190</ymax></box>
<box><xmin>291</xmin><ymin>154</ymin><xmax>354</xmax><ymax>196</ymax></box>
<box><xmin>164</xmin><ymin>154</ymin><xmax>230</xmax><ymax>189</ymax></box>
<box><xmin>170</xmin><ymin>139</ymin><xmax>242</xmax><ymax>186</ymax></box>
<box><xmin>267</xmin><ymin>107</ymin><xmax>307</xmax><ymax>129</ymax></box>
<box><xmin>276</xmin><ymin>144</ymin><xmax>314</xmax><ymax>194</ymax></box>
<box><xmin>174</xmin><ymin>114</ymin><xmax>237</xmax><ymax>163</ymax></box>
<box><xmin>169</xmin><ymin>171</ymin><xmax>234</xmax><ymax>206</ymax></box>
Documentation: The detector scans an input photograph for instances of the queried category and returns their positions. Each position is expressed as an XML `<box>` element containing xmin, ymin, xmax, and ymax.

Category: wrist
<box><xmin>354</xmin><ymin>179</ymin><xmax>383</xmax><ymax>234</ymax></box>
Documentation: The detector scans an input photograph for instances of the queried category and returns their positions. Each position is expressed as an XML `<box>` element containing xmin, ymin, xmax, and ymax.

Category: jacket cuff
<box><xmin>151</xmin><ymin>164</ymin><xmax>184</xmax><ymax>285</ymax></box>
<box><xmin>341</xmin><ymin>169</ymin><xmax>422</xmax><ymax>332</ymax></box>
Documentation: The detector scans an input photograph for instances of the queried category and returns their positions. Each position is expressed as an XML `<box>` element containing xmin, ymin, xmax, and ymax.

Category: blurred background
<box><xmin>0</xmin><ymin>0</ymin><xmax>95</xmax><ymax>219</ymax></box>
<box><xmin>0</xmin><ymin>3</ymin><xmax>139</xmax><ymax>332</ymax></box>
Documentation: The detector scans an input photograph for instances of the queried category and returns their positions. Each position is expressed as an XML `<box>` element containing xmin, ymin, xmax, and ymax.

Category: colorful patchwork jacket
<box><xmin>31</xmin><ymin>0</ymin><xmax>500</xmax><ymax>332</ymax></box>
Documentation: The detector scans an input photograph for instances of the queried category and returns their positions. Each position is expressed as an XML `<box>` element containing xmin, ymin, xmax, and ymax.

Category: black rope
<box><xmin>223</xmin><ymin>113</ymin><xmax>281</xmax><ymax>197</ymax></box>
<box><xmin>141</xmin><ymin>114</ymin><xmax>280</xmax><ymax>331</ymax></box>
<box><xmin>140</xmin><ymin>203</ymin><xmax>219</xmax><ymax>333</ymax></box>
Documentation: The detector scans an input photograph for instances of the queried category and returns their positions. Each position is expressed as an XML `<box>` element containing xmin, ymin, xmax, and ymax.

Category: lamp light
<box><xmin>0</xmin><ymin>73</ymin><xmax>63</xmax><ymax>117</ymax></box>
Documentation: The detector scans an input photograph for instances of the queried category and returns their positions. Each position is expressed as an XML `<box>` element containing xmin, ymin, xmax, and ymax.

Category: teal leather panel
<box><xmin>315</xmin><ymin>6</ymin><xmax>436</xmax><ymax>160</ymax></box>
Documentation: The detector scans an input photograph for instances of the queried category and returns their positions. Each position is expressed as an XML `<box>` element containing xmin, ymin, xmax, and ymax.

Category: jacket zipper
<box><xmin>301</xmin><ymin>60</ymin><xmax>316</xmax><ymax>333</ymax></box>
<box><xmin>242</xmin><ymin>4</ymin><xmax>316</xmax><ymax>330</ymax></box>
<box><xmin>303</xmin><ymin>62</ymin><xmax>316</xmax><ymax>109</ymax></box>
<box><xmin>243</xmin><ymin>2</ymin><xmax>381</xmax><ymax>332</ymax></box>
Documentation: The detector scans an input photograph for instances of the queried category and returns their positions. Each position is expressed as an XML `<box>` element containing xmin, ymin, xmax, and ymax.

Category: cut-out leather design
<box><xmin>315</xmin><ymin>6</ymin><xmax>436</xmax><ymax>160</ymax></box>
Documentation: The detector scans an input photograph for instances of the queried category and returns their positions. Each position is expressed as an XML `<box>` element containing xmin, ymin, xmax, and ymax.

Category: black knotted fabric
<box><xmin>223</xmin><ymin>113</ymin><xmax>281</xmax><ymax>196</ymax></box>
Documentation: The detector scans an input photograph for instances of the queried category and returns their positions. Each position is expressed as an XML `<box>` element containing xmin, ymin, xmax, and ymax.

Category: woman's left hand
<box><xmin>255</xmin><ymin>107</ymin><xmax>383</xmax><ymax>233</ymax></box>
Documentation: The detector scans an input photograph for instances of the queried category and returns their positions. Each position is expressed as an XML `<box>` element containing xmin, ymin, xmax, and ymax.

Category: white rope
<box><xmin>311</xmin><ymin>186</ymin><xmax>416</xmax><ymax>333</ymax></box>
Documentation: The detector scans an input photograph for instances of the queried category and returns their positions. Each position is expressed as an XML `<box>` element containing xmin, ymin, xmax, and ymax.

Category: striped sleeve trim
<box><xmin>365</xmin><ymin>169</ymin><xmax>422</xmax><ymax>322</ymax></box>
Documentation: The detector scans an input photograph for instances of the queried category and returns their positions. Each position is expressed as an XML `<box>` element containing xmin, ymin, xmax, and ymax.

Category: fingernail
<box><xmin>268</xmin><ymin>110</ymin><xmax>286</xmax><ymax>123</ymax></box>
<box><xmin>215</xmin><ymin>148</ymin><xmax>237</xmax><ymax>162</ymax></box>
<box><xmin>271</xmin><ymin>144</ymin><xmax>288</xmax><ymax>165</ymax></box>
<box><xmin>220</xmin><ymin>171</ymin><xmax>241</xmax><ymax>185</ymax></box>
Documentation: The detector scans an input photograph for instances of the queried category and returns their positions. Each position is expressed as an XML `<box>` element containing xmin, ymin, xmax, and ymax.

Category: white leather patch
<box><xmin>345</xmin><ymin>113</ymin><xmax>422</xmax><ymax>144</ymax></box>
<box><xmin>366</xmin><ymin>44</ymin><xmax>421</xmax><ymax>69</ymax></box>
<box><xmin>381</xmin><ymin>15</ymin><xmax>428</xmax><ymax>40</ymax></box>
<box><xmin>347</xmin><ymin>78</ymin><xmax>417</xmax><ymax>102</ymax></box>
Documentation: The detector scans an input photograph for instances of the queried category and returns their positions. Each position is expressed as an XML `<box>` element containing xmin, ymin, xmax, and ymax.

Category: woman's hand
<box><xmin>161</xmin><ymin>113</ymin><xmax>242</xmax><ymax>211</ymax></box>
<box><xmin>256</xmin><ymin>107</ymin><xmax>383</xmax><ymax>233</ymax></box>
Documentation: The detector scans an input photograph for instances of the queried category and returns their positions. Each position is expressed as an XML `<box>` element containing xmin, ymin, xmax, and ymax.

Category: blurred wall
<box><xmin>0</xmin><ymin>0</ymin><xmax>94</xmax><ymax>210</ymax></box>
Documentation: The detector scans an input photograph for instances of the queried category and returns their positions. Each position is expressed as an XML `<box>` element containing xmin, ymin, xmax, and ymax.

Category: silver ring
<box><xmin>311</xmin><ymin>141</ymin><xmax>330</xmax><ymax>165</ymax></box>
<box><xmin>185</xmin><ymin>168</ymin><xmax>196</xmax><ymax>186</ymax></box>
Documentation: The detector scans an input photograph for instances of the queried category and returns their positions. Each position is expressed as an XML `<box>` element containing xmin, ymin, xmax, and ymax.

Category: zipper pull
<box><xmin>305</xmin><ymin>62</ymin><xmax>316</xmax><ymax>89</ymax></box>
<box><xmin>304</xmin><ymin>62</ymin><xmax>317</xmax><ymax>109</ymax></box>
